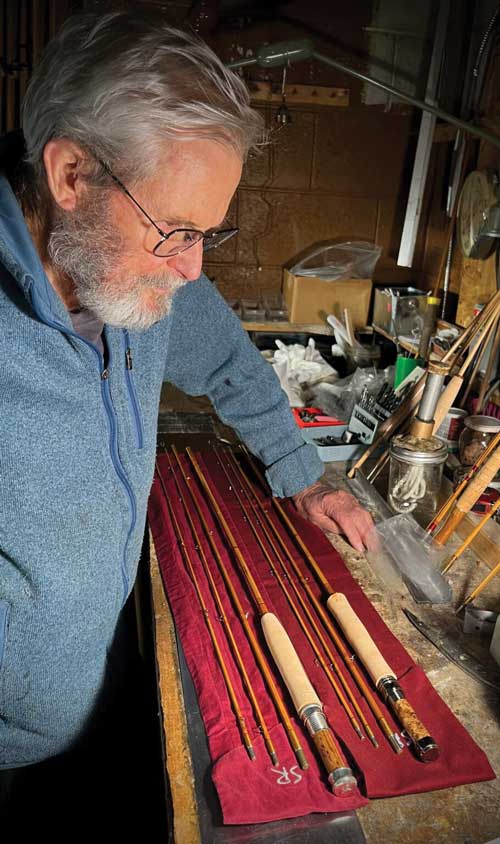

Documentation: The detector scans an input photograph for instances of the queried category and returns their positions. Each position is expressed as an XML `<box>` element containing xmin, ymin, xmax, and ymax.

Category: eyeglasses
<box><xmin>99</xmin><ymin>161</ymin><xmax>238</xmax><ymax>258</ymax></box>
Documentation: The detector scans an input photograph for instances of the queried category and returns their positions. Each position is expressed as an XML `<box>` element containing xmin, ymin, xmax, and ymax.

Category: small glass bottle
<box><xmin>458</xmin><ymin>416</ymin><xmax>500</xmax><ymax>466</ymax></box>
<box><xmin>388</xmin><ymin>436</ymin><xmax>448</xmax><ymax>525</ymax></box>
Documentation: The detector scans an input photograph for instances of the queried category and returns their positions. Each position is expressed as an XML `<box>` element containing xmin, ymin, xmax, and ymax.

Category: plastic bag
<box><xmin>290</xmin><ymin>241</ymin><xmax>382</xmax><ymax>281</ymax></box>
<box><xmin>367</xmin><ymin>515</ymin><xmax>452</xmax><ymax>604</ymax></box>
<box><xmin>308</xmin><ymin>366</ymin><xmax>390</xmax><ymax>422</ymax></box>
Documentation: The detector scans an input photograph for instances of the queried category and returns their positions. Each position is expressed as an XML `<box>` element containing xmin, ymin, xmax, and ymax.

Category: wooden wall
<box><xmin>417</xmin><ymin>7</ymin><xmax>500</xmax><ymax>329</ymax></box>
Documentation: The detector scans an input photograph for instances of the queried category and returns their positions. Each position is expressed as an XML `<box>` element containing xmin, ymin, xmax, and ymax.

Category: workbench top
<box><xmin>150</xmin><ymin>406</ymin><xmax>500</xmax><ymax>843</ymax></box>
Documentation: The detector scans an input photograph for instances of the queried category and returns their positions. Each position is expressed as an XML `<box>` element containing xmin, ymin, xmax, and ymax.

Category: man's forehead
<box><xmin>145</xmin><ymin>139</ymin><xmax>241</xmax><ymax>229</ymax></box>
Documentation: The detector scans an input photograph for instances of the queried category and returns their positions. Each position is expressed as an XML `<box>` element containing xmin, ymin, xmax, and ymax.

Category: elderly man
<box><xmin>0</xmin><ymin>8</ymin><xmax>373</xmax><ymax>830</ymax></box>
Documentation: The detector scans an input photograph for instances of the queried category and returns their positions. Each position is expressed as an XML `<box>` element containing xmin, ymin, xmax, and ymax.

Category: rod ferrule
<box><xmin>378</xmin><ymin>676</ymin><xmax>404</xmax><ymax>703</ymax></box>
<box><xmin>300</xmin><ymin>703</ymin><xmax>326</xmax><ymax>736</ymax></box>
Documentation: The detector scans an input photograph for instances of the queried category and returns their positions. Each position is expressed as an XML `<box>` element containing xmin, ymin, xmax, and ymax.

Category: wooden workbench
<box><xmin>150</xmin><ymin>425</ymin><xmax>500</xmax><ymax>843</ymax></box>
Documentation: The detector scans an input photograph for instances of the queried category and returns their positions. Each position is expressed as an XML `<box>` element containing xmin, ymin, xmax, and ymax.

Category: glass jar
<box><xmin>388</xmin><ymin>435</ymin><xmax>448</xmax><ymax>525</ymax></box>
<box><xmin>458</xmin><ymin>415</ymin><xmax>500</xmax><ymax>466</ymax></box>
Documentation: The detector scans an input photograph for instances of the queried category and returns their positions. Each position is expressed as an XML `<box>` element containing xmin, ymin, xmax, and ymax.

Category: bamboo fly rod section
<box><xmin>216</xmin><ymin>449</ymin><xmax>371</xmax><ymax>745</ymax></box>
<box><xmin>427</xmin><ymin>430</ymin><xmax>500</xmax><ymax>534</ymax></box>
<box><xmin>155</xmin><ymin>459</ymin><xmax>256</xmax><ymax>761</ymax></box>
<box><xmin>433</xmin><ymin>298</ymin><xmax>500</xmax><ymax>431</ymax></box>
<box><xmin>169</xmin><ymin>447</ymin><xmax>307</xmax><ymax>771</ymax></box>
<box><xmin>184</xmin><ymin>447</ymin><xmax>358</xmax><ymax>795</ymax></box>
<box><xmin>232</xmin><ymin>449</ymin><xmax>402</xmax><ymax>754</ymax></box>
<box><xmin>241</xmin><ymin>449</ymin><xmax>440</xmax><ymax>763</ymax></box>
<box><xmin>456</xmin><ymin>559</ymin><xmax>500</xmax><ymax>613</ymax></box>
<box><xmin>433</xmin><ymin>441</ymin><xmax>500</xmax><ymax>545</ymax></box>
<box><xmin>160</xmin><ymin>454</ymin><xmax>278</xmax><ymax>765</ymax></box>
<box><xmin>441</xmin><ymin>494</ymin><xmax>500</xmax><ymax>575</ymax></box>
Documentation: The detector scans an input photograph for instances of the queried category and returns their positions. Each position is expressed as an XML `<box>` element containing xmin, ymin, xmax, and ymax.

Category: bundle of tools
<box><xmin>155</xmin><ymin>446</ymin><xmax>440</xmax><ymax>797</ymax></box>
<box><xmin>345</xmin><ymin>289</ymin><xmax>500</xmax><ymax>607</ymax></box>
<box><xmin>349</xmin><ymin>288</ymin><xmax>500</xmax><ymax>486</ymax></box>
<box><xmin>348</xmin><ymin>382</ymin><xmax>412</xmax><ymax>445</ymax></box>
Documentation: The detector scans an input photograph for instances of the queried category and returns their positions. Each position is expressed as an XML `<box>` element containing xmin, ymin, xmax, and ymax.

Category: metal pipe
<box><xmin>225</xmin><ymin>37</ymin><xmax>500</xmax><ymax>151</ymax></box>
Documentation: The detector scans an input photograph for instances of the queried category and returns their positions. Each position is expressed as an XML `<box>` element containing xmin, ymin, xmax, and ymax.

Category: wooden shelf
<box><xmin>372</xmin><ymin>323</ymin><xmax>419</xmax><ymax>354</ymax></box>
<box><xmin>242</xmin><ymin>320</ymin><xmax>334</xmax><ymax>336</ymax></box>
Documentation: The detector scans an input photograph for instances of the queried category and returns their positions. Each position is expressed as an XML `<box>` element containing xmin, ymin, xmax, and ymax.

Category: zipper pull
<box><xmin>125</xmin><ymin>348</ymin><xmax>133</xmax><ymax>370</ymax></box>
<box><xmin>101</xmin><ymin>368</ymin><xmax>110</xmax><ymax>380</ymax></box>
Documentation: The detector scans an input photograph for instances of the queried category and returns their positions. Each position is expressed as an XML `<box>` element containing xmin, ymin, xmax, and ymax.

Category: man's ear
<box><xmin>42</xmin><ymin>139</ymin><xmax>89</xmax><ymax>211</ymax></box>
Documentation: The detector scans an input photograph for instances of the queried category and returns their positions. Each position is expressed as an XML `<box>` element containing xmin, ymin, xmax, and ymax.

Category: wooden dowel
<box><xmin>477</xmin><ymin>318</ymin><xmax>500</xmax><ymax>412</ymax></box>
<box><xmin>441</xmin><ymin>495</ymin><xmax>500</xmax><ymax>574</ymax></box>
<box><xmin>460</xmin><ymin>309</ymin><xmax>500</xmax><ymax>409</ymax></box>
<box><xmin>457</xmin><ymin>560</ymin><xmax>500</xmax><ymax>612</ymax></box>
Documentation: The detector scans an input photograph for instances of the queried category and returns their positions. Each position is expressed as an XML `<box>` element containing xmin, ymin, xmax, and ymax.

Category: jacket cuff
<box><xmin>265</xmin><ymin>442</ymin><xmax>324</xmax><ymax>498</ymax></box>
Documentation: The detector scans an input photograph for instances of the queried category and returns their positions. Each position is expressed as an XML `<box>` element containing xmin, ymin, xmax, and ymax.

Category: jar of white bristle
<box><xmin>388</xmin><ymin>435</ymin><xmax>448</xmax><ymax>524</ymax></box>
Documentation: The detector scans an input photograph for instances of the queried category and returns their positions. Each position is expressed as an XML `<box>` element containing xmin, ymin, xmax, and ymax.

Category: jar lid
<box><xmin>463</xmin><ymin>415</ymin><xmax>500</xmax><ymax>433</ymax></box>
<box><xmin>390</xmin><ymin>435</ymin><xmax>448</xmax><ymax>465</ymax></box>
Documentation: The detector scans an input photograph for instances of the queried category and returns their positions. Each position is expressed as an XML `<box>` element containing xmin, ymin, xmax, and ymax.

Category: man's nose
<box><xmin>168</xmin><ymin>241</ymin><xmax>203</xmax><ymax>281</ymax></box>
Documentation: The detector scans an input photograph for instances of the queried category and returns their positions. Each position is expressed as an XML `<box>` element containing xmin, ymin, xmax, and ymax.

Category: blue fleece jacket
<box><xmin>0</xmin><ymin>174</ymin><xmax>323</xmax><ymax>768</ymax></box>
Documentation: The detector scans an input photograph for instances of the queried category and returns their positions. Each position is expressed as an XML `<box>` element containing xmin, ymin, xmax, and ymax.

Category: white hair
<box><xmin>22</xmin><ymin>10</ymin><xmax>264</xmax><ymax>186</ymax></box>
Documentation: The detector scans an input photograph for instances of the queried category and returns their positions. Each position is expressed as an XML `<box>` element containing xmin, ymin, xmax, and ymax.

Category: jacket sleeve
<box><xmin>164</xmin><ymin>273</ymin><xmax>324</xmax><ymax>497</ymax></box>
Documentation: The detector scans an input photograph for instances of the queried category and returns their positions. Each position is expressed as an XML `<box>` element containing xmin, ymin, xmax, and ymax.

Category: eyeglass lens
<box><xmin>153</xmin><ymin>227</ymin><xmax>238</xmax><ymax>257</ymax></box>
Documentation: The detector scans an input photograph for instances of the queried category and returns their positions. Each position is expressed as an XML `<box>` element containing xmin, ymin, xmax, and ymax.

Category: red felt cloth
<box><xmin>148</xmin><ymin>452</ymin><xmax>495</xmax><ymax>825</ymax></box>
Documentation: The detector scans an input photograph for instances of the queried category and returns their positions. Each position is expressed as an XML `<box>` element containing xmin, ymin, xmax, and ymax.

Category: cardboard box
<box><xmin>283</xmin><ymin>269</ymin><xmax>372</xmax><ymax>326</ymax></box>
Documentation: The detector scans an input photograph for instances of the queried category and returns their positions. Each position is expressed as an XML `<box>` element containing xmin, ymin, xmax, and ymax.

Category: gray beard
<box><xmin>47</xmin><ymin>193</ymin><xmax>186</xmax><ymax>330</ymax></box>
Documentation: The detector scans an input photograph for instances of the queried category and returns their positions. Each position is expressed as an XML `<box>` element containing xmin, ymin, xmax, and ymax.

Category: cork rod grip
<box><xmin>456</xmin><ymin>442</ymin><xmax>500</xmax><ymax>513</ymax></box>
<box><xmin>327</xmin><ymin>593</ymin><xmax>394</xmax><ymax>686</ymax></box>
<box><xmin>261</xmin><ymin>613</ymin><xmax>321</xmax><ymax>713</ymax></box>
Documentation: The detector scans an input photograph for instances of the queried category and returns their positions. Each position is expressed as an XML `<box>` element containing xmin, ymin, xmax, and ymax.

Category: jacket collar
<box><xmin>0</xmin><ymin>174</ymin><xmax>72</xmax><ymax>327</ymax></box>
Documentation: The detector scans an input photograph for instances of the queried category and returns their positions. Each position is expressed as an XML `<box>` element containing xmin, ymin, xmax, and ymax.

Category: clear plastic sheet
<box><xmin>367</xmin><ymin>515</ymin><xmax>452</xmax><ymax>605</ymax></box>
<box><xmin>290</xmin><ymin>241</ymin><xmax>382</xmax><ymax>281</ymax></box>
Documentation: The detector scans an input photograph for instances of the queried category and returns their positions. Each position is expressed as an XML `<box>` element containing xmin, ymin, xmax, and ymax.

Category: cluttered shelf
<box><xmin>242</xmin><ymin>320</ymin><xmax>334</xmax><ymax>336</ymax></box>
<box><xmin>372</xmin><ymin>324</ymin><xmax>418</xmax><ymax>355</ymax></box>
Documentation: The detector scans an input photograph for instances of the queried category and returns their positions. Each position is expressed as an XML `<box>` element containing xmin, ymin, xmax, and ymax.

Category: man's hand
<box><xmin>292</xmin><ymin>481</ymin><xmax>375</xmax><ymax>552</ymax></box>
